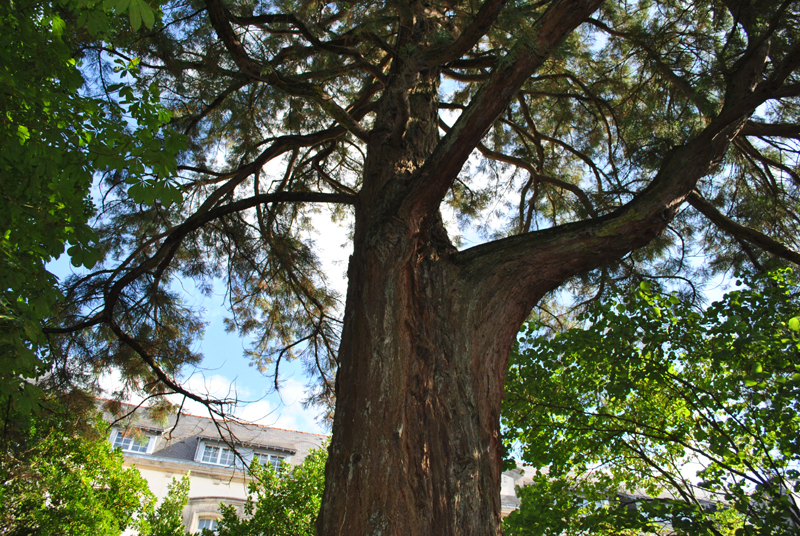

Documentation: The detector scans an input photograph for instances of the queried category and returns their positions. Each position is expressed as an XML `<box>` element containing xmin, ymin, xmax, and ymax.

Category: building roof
<box><xmin>102</xmin><ymin>400</ymin><xmax>327</xmax><ymax>468</ymax></box>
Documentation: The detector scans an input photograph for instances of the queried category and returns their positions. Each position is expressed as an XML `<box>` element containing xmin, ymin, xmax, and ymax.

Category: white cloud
<box><xmin>98</xmin><ymin>368</ymin><xmax>326</xmax><ymax>435</ymax></box>
<box><xmin>234</xmin><ymin>377</ymin><xmax>326</xmax><ymax>434</ymax></box>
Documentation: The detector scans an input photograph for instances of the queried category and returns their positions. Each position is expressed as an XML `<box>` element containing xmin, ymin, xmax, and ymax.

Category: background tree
<box><xmin>214</xmin><ymin>444</ymin><xmax>327</xmax><ymax>536</ymax></box>
<box><xmin>0</xmin><ymin>0</ymin><xmax>185</xmax><ymax>419</ymax></box>
<box><xmin>40</xmin><ymin>0</ymin><xmax>800</xmax><ymax>533</ymax></box>
<box><xmin>1</xmin><ymin>403</ymin><xmax>151</xmax><ymax>536</ymax></box>
<box><xmin>503</xmin><ymin>270</ymin><xmax>800</xmax><ymax>536</ymax></box>
<box><xmin>139</xmin><ymin>473</ymin><xmax>192</xmax><ymax>536</ymax></box>
<box><xmin>1</xmin><ymin>394</ymin><xmax>194</xmax><ymax>535</ymax></box>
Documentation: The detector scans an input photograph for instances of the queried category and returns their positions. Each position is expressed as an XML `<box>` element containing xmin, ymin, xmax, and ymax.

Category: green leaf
<box><xmin>129</xmin><ymin>0</ymin><xmax>142</xmax><ymax>31</ymax></box>
<box><xmin>165</xmin><ymin>185</ymin><xmax>183</xmax><ymax>207</ymax></box>
<box><xmin>505</xmin><ymin>270</ymin><xmax>800</xmax><ymax>536</ymax></box>
<box><xmin>109</xmin><ymin>0</ymin><xmax>131</xmax><ymax>12</ymax></box>
<box><xmin>51</xmin><ymin>15</ymin><xmax>66</xmax><ymax>37</ymax></box>
<box><xmin>1</xmin><ymin>408</ymin><xmax>159</xmax><ymax>533</ymax></box>
<box><xmin>16</xmin><ymin>125</ymin><xmax>30</xmax><ymax>145</ymax></box>
<box><xmin>140</xmin><ymin>2</ymin><xmax>155</xmax><ymax>29</ymax></box>
<box><xmin>789</xmin><ymin>317</ymin><xmax>800</xmax><ymax>331</ymax></box>
<box><xmin>67</xmin><ymin>245</ymin><xmax>84</xmax><ymax>267</ymax></box>
<box><xmin>22</xmin><ymin>321</ymin><xmax>40</xmax><ymax>342</ymax></box>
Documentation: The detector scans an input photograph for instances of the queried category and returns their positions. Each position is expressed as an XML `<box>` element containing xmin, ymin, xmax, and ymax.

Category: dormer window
<box><xmin>201</xmin><ymin>444</ymin><xmax>234</xmax><ymax>466</ymax></box>
<box><xmin>253</xmin><ymin>452</ymin><xmax>284</xmax><ymax>471</ymax></box>
<box><xmin>194</xmin><ymin>439</ymin><xmax>295</xmax><ymax>470</ymax></box>
<box><xmin>110</xmin><ymin>429</ymin><xmax>153</xmax><ymax>454</ymax></box>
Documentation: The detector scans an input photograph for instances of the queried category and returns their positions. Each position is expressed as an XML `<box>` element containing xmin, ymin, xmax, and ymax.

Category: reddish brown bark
<box><xmin>318</xmin><ymin>228</ymin><xmax>537</xmax><ymax>536</ymax></box>
<box><xmin>318</xmin><ymin>73</ymin><xmax>544</xmax><ymax>530</ymax></box>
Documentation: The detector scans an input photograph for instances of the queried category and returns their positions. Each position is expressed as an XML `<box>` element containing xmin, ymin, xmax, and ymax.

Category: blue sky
<box><xmin>47</xmin><ymin>216</ymin><xmax>354</xmax><ymax>435</ymax></box>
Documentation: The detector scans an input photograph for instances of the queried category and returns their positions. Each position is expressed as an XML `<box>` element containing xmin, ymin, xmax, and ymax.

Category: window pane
<box><xmin>201</xmin><ymin>445</ymin><xmax>219</xmax><ymax>463</ymax></box>
<box><xmin>198</xmin><ymin>518</ymin><xmax>218</xmax><ymax>531</ymax></box>
<box><xmin>128</xmin><ymin>436</ymin><xmax>149</xmax><ymax>453</ymax></box>
<box><xmin>218</xmin><ymin>448</ymin><xmax>233</xmax><ymax>466</ymax></box>
<box><xmin>112</xmin><ymin>432</ymin><xmax>131</xmax><ymax>450</ymax></box>
<box><xmin>113</xmin><ymin>431</ymin><xmax>150</xmax><ymax>453</ymax></box>
<box><xmin>254</xmin><ymin>453</ymin><xmax>283</xmax><ymax>471</ymax></box>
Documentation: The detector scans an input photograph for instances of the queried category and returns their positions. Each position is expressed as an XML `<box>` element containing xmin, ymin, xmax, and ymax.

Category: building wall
<box><xmin>105</xmin><ymin>402</ymin><xmax>327</xmax><ymax>533</ymax></box>
<box><xmin>128</xmin><ymin>460</ymin><xmax>251</xmax><ymax>531</ymax></box>
<box><xmin>106</xmin><ymin>402</ymin><xmax>531</xmax><ymax>530</ymax></box>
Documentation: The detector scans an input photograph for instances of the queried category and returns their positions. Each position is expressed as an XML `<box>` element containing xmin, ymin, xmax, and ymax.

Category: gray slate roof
<box><xmin>103</xmin><ymin>400</ymin><xmax>327</xmax><ymax>467</ymax></box>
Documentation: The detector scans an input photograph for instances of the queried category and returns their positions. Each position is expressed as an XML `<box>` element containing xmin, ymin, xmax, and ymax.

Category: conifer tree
<box><xmin>44</xmin><ymin>0</ymin><xmax>800</xmax><ymax>533</ymax></box>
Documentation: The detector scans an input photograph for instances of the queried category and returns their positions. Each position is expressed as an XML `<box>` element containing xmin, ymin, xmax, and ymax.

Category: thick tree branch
<box><xmin>769</xmin><ymin>82</ymin><xmax>800</xmax><ymax>99</ymax></box>
<box><xmin>455</xmin><ymin>59</ymin><xmax>786</xmax><ymax>311</ymax></box>
<box><xmin>110</xmin><ymin>191</ymin><xmax>354</xmax><ymax>299</ymax></box>
<box><xmin>48</xmin><ymin>192</ymin><xmax>354</xmax><ymax>337</ymax></box>
<box><xmin>686</xmin><ymin>191</ymin><xmax>800</xmax><ymax>266</ymax></box>
<box><xmin>183</xmin><ymin>127</ymin><xmax>349</xmax><ymax>220</ymax></box>
<box><xmin>189</xmin><ymin>76</ymin><xmax>376</xmax><ymax>214</ymax></box>
<box><xmin>402</xmin><ymin>0</ymin><xmax>605</xmax><ymax>227</ymax></box>
<box><xmin>442</xmin><ymin>68</ymin><xmax>491</xmax><ymax>82</ymax></box>
<box><xmin>740</xmin><ymin>120</ymin><xmax>800</xmax><ymax>140</ymax></box>
<box><xmin>445</xmin><ymin>56</ymin><xmax>497</xmax><ymax>70</ymax></box>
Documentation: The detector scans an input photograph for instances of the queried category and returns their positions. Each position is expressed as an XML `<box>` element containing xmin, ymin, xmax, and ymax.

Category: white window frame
<box><xmin>199</xmin><ymin>442</ymin><xmax>235</xmax><ymax>466</ymax></box>
<box><xmin>109</xmin><ymin>428</ymin><xmax>154</xmax><ymax>454</ymax></box>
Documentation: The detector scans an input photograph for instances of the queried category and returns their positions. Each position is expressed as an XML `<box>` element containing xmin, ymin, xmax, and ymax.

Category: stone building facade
<box><xmin>105</xmin><ymin>402</ymin><xmax>327</xmax><ymax>532</ymax></box>
<box><xmin>105</xmin><ymin>401</ymin><xmax>530</xmax><ymax>532</ymax></box>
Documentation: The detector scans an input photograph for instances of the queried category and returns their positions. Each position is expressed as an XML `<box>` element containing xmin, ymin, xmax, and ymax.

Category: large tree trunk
<box><xmin>316</xmin><ymin>206</ymin><xmax>537</xmax><ymax>536</ymax></box>
<box><xmin>314</xmin><ymin>60</ymin><xmax>540</xmax><ymax>533</ymax></box>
